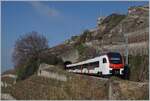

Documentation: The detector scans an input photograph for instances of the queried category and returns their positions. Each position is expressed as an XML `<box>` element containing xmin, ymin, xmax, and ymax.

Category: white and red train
<box><xmin>66</xmin><ymin>52</ymin><xmax>128</xmax><ymax>77</ymax></box>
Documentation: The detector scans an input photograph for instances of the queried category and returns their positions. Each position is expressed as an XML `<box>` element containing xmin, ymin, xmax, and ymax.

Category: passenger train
<box><xmin>66</xmin><ymin>52</ymin><xmax>129</xmax><ymax>78</ymax></box>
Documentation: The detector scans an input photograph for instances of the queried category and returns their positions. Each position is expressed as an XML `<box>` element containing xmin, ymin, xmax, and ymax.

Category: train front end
<box><xmin>107</xmin><ymin>52</ymin><xmax>125</xmax><ymax>75</ymax></box>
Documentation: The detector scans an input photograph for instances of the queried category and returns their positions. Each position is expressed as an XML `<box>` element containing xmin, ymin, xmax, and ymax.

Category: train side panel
<box><xmin>66</xmin><ymin>52</ymin><xmax>125</xmax><ymax>76</ymax></box>
<box><xmin>99</xmin><ymin>55</ymin><xmax>112</xmax><ymax>75</ymax></box>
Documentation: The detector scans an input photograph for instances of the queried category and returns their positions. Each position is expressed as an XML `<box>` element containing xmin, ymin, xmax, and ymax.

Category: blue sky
<box><xmin>1</xmin><ymin>1</ymin><xmax>148</xmax><ymax>73</ymax></box>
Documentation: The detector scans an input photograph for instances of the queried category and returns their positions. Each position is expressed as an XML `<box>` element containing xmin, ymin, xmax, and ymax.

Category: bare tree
<box><xmin>12</xmin><ymin>31</ymin><xmax>48</xmax><ymax>69</ymax></box>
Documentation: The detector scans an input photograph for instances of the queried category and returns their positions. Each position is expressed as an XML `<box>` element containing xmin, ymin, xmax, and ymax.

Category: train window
<box><xmin>72</xmin><ymin>66</ymin><xmax>77</xmax><ymax>70</ymax></box>
<box><xmin>76</xmin><ymin>65</ymin><xmax>81</xmax><ymax>69</ymax></box>
<box><xmin>94</xmin><ymin>61</ymin><xmax>99</xmax><ymax>67</ymax></box>
<box><xmin>83</xmin><ymin>64</ymin><xmax>88</xmax><ymax>68</ymax></box>
<box><xmin>103</xmin><ymin>58</ymin><xmax>107</xmax><ymax>63</ymax></box>
<box><xmin>69</xmin><ymin>61</ymin><xmax>99</xmax><ymax>70</ymax></box>
<box><xmin>89</xmin><ymin>61</ymin><xmax>99</xmax><ymax>68</ymax></box>
<box><xmin>107</xmin><ymin>52</ymin><xmax>122</xmax><ymax>64</ymax></box>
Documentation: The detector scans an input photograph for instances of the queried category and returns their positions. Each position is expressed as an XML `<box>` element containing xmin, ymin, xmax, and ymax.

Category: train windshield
<box><xmin>107</xmin><ymin>52</ymin><xmax>122</xmax><ymax>64</ymax></box>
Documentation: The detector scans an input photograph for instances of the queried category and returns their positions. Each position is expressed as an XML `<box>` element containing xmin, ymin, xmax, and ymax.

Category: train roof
<box><xmin>67</xmin><ymin>56</ymin><xmax>101</xmax><ymax>67</ymax></box>
<box><xmin>66</xmin><ymin>52</ymin><xmax>121</xmax><ymax>67</ymax></box>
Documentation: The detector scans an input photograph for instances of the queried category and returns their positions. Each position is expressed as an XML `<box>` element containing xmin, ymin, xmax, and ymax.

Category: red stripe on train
<box><xmin>109</xmin><ymin>63</ymin><xmax>124</xmax><ymax>69</ymax></box>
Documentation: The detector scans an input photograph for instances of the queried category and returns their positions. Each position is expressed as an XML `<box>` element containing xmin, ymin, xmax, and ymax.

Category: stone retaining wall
<box><xmin>37</xmin><ymin>70</ymin><xmax>67</xmax><ymax>82</ymax></box>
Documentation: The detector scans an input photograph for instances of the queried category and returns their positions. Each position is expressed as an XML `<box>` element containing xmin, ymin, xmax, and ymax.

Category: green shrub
<box><xmin>71</xmin><ymin>35</ymin><xmax>79</xmax><ymax>41</ymax></box>
<box><xmin>16</xmin><ymin>65</ymin><xmax>27</xmax><ymax>80</ymax></box>
<box><xmin>16</xmin><ymin>58</ymin><xmax>38</xmax><ymax>80</ymax></box>
<box><xmin>16</xmin><ymin>53</ymin><xmax>64</xmax><ymax>80</ymax></box>
<box><xmin>75</xmin><ymin>30</ymin><xmax>92</xmax><ymax>44</ymax></box>
<box><xmin>75</xmin><ymin>44</ymin><xmax>85</xmax><ymax>55</ymax></box>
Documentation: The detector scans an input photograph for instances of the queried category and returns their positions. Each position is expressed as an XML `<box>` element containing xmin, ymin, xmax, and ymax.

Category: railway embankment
<box><xmin>1</xmin><ymin>63</ymin><xmax>148</xmax><ymax>100</ymax></box>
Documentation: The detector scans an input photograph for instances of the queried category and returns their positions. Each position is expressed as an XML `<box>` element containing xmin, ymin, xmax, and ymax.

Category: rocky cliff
<box><xmin>47</xmin><ymin>5</ymin><xmax>149</xmax><ymax>82</ymax></box>
<box><xmin>48</xmin><ymin>4</ymin><xmax>149</xmax><ymax>57</ymax></box>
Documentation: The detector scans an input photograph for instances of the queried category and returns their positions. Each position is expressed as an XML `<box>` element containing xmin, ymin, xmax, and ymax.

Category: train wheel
<box><xmin>97</xmin><ymin>72</ymin><xmax>102</xmax><ymax>77</ymax></box>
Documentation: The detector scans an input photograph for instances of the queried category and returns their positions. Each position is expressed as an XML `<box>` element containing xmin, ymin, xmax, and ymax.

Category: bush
<box><xmin>16</xmin><ymin>65</ymin><xmax>26</xmax><ymax>80</ymax></box>
<box><xmin>71</xmin><ymin>35</ymin><xmax>79</xmax><ymax>41</ymax></box>
<box><xmin>16</xmin><ymin>53</ymin><xmax>64</xmax><ymax>80</ymax></box>
<box><xmin>79</xmin><ymin>30</ymin><xmax>92</xmax><ymax>43</ymax></box>
<box><xmin>16</xmin><ymin>58</ymin><xmax>38</xmax><ymax>80</ymax></box>
<box><xmin>13</xmin><ymin>32</ymin><xmax>64</xmax><ymax>80</ymax></box>
<box><xmin>75</xmin><ymin>44</ymin><xmax>86</xmax><ymax>55</ymax></box>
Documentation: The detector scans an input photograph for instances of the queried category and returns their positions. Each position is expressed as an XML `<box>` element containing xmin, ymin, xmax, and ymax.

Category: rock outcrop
<box><xmin>48</xmin><ymin>4</ymin><xmax>149</xmax><ymax>58</ymax></box>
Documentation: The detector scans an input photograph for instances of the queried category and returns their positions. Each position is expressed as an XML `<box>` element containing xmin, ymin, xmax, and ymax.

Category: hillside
<box><xmin>1</xmin><ymin>64</ymin><xmax>149</xmax><ymax>100</ymax></box>
<box><xmin>1</xmin><ymin>4</ymin><xmax>149</xmax><ymax>100</ymax></box>
<box><xmin>47</xmin><ymin>4</ymin><xmax>149</xmax><ymax>82</ymax></box>
<box><xmin>48</xmin><ymin>4</ymin><xmax>149</xmax><ymax>56</ymax></box>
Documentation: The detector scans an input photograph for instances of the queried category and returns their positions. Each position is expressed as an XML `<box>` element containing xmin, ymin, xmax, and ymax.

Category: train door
<box><xmin>101</xmin><ymin>56</ymin><xmax>109</xmax><ymax>75</ymax></box>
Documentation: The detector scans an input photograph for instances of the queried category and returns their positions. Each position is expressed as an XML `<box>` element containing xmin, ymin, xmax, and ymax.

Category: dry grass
<box><xmin>1</xmin><ymin>64</ymin><xmax>148</xmax><ymax>100</ymax></box>
<box><xmin>129</xmin><ymin>55</ymin><xmax>149</xmax><ymax>81</ymax></box>
<box><xmin>111</xmin><ymin>80</ymin><xmax>149</xmax><ymax>100</ymax></box>
<box><xmin>6</xmin><ymin>72</ymin><xmax>108</xmax><ymax>100</ymax></box>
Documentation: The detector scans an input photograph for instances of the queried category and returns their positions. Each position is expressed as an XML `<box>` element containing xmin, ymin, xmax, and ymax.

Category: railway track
<box><xmin>71</xmin><ymin>72</ymin><xmax>110</xmax><ymax>81</ymax></box>
<box><xmin>72</xmin><ymin>72</ymin><xmax>149</xmax><ymax>86</ymax></box>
